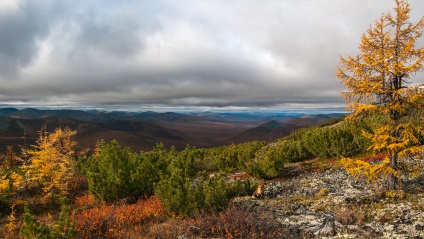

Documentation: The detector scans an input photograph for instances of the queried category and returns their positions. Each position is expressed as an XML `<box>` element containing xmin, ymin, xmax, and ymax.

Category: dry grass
<box><xmin>333</xmin><ymin>205</ymin><xmax>365</xmax><ymax>225</ymax></box>
<box><xmin>145</xmin><ymin>204</ymin><xmax>294</xmax><ymax>239</ymax></box>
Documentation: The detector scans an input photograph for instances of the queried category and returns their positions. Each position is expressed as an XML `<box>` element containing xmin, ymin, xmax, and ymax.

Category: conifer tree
<box><xmin>21</xmin><ymin>126</ymin><xmax>77</xmax><ymax>195</ymax></box>
<box><xmin>336</xmin><ymin>0</ymin><xmax>424</xmax><ymax>189</ymax></box>
<box><xmin>5</xmin><ymin>146</ymin><xmax>19</xmax><ymax>169</ymax></box>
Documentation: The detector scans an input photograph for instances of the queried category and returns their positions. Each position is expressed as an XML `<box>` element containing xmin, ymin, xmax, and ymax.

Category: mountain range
<box><xmin>0</xmin><ymin>108</ymin><xmax>344</xmax><ymax>153</ymax></box>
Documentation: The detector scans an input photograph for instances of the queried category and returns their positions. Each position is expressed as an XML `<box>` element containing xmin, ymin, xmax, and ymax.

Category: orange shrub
<box><xmin>75</xmin><ymin>194</ymin><xmax>97</xmax><ymax>209</ymax></box>
<box><xmin>72</xmin><ymin>196</ymin><xmax>163</xmax><ymax>239</ymax></box>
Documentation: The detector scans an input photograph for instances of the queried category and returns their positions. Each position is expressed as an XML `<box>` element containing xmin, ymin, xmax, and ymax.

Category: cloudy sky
<box><xmin>0</xmin><ymin>0</ymin><xmax>423</xmax><ymax>111</ymax></box>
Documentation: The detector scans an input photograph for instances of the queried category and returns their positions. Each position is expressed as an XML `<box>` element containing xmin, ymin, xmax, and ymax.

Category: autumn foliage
<box><xmin>11</xmin><ymin>126</ymin><xmax>77</xmax><ymax>197</ymax></box>
<box><xmin>336</xmin><ymin>0</ymin><xmax>424</xmax><ymax>189</ymax></box>
<box><xmin>72</xmin><ymin>196</ymin><xmax>164</xmax><ymax>239</ymax></box>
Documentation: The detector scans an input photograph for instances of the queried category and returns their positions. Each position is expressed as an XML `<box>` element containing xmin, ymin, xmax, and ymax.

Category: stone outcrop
<box><xmin>232</xmin><ymin>158</ymin><xmax>424</xmax><ymax>238</ymax></box>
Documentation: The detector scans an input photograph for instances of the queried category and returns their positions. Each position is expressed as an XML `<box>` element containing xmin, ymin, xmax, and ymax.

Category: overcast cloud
<box><xmin>0</xmin><ymin>0</ymin><xmax>423</xmax><ymax>110</ymax></box>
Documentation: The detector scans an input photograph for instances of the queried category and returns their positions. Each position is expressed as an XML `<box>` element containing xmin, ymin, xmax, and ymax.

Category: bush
<box><xmin>55</xmin><ymin>197</ymin><xmax>75</xmax><ymax>238</ymax></box>
<box><xmin>72</xmin><ymin>196</ymin><xmax>163</xmax><ymax>239</ymax></box>
<box><xmin>154</xmin><ymin>166</ymin><xmax>194</xmax><ymax>216</ymax></box>
<box><xmin>154</xmin><ymin>170</ymin><xmax>229</xmax><ymax>217</ymax></box>
<box><xmin>20</xmin><ymin>205</ymin><xmax>53</xmax><ymax>239</ymax></box>
<box><xmin>83</xmin><ymin>140</ymin><xmax>165</xmax><ymax>202</ymax></box>
<box><xmin>279</xmin><ymin>139</ymin><xmax>312</xmax><ymax>163</ymax></box>
<box><xmin>244</xmin><ymin>145</ymin><xmax>284</xmax><ymax>179</ymax></box>
<box><xmin>277</xmin><ymin>120</ymin><xmax>371</xmax><ymax>161</ymax></box>
<box><xmin>154</xmin><ymin>146</ymin><xmax>208</xmax><ymax>217</ymax></box>
<box><xmin>155</xmin><ymin>167</ymin><xmax>252</xmax><ymax>217</ymax></box>
<box><xmin>206</xmin><ymin>142</ymin><xmax>266</xmax><ymax>172</ymax></box>
<box><xmin>20</xmin><ymin>199</ymin><xmax>74</xmax><ymax>239</ymax></box>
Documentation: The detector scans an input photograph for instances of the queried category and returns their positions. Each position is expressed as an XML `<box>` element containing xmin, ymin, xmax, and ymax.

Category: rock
<box><xmin>231</xmin><ymin>156</ymin><xmax>424</xmax><ymax>238</ymax></box>
<box><xmin>290</xmin><ymin>202</ymin><xmax>307</xmax><ymax>215</ymax></box>
<box><xmin>305</xmin><ymin>216</ymin><xmax>336</xmax><ymax>236</ymax></box>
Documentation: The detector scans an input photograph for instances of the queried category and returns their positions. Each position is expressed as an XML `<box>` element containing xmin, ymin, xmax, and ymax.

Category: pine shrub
<box><xmin>83</xmin><ymin>140</ymin><xmax>165</xmax><ymax>202</ymax></box>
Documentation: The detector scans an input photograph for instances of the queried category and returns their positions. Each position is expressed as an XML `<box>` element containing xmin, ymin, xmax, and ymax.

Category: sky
<box><xmin>0</xmin><ymin>0</ymin><xmax>423</xmax><ymax>111</ymax></box>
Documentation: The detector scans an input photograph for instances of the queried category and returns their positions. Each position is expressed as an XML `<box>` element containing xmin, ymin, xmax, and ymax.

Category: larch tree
<box><xmin>5</xmin><ymin>146</ymin><xmax>20</xmax><ymax>169</ymax></box>
<box><xmin>14</xmin><ymin>126</ymin><xmax>77</xmax><ymax>196</ymax></box>
<box><xmin>336</xmin><ymin>0</ymin><xmax>424</xmax><ymax>190</ymax></box>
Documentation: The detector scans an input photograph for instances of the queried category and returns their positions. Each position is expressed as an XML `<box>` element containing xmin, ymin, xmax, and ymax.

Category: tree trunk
<box><xmin>388</xmin><ymin>151</ymin><xmax>398</xmax><ymax>190</ymax></box>
<box><xmin>388</xmin><ymin>173</ymin><xmax>398</xmax><ymax>190</ymax></box>
<box><xmin>388</xmin><ymin>105</ymin><xmax>400</xmax><ymax>191</ymax></box>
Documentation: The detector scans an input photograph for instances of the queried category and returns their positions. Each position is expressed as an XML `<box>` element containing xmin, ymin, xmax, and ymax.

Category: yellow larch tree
<box><xmin>15</xmin><ymin>126</ymin><xmax>77</xmax><ymax>196</ymax></box>
<box><xmin>336</xmin><ymin>0</ymin><xmax>424</xmax><ymax>189</ymax></box>
<box><xmin>5</xmin><ymin>145</ymin><xmax>20</xmax><ymax>169</ymax></box>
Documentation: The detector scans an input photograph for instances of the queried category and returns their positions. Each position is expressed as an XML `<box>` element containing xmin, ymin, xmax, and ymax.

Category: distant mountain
<box><xmin>0</xmin><ymin>108</ymin><xmax>19</xmax><ymax>116</ymax></box>
<box><xmin>285</xmin><ymin>114</ymin><xmax>332</xmax><ymax>127</ymax></box>
<box><xmin>76</xmin><ymin>119</ymin><xmax>191</xmax><ymax>152</ymax></box>
<box><xmin>7</xmin><ymin>108</ymin><xmax>44</xmax><ymax>119</ymax></box>
<box><xmin>192</xmin><ymin>112</ymin><xmax>264</xmax><ymax>124</ymax></box>
<box><xmin>128</xmin><ymin>111</ymin><xmax>203</xmax><ymax>123</ymax></box>
<box><xmin>228</xmin><ymin>120</ymin><xmax>299</xmax><ymax>143</ymax></box>
<box><xmin>7</xmin><ymin>108</ymin><xmax>96</xmax><ymax>121</ymax></box>
<box><xmin>229</xmin><ymin>114</ymin><xmax>337</xmax><ymax>144</ymax></box>
<box><xmin>0</xmin><ymin>108</ymin><xmax>346</xmax><ymax>153</ymax></box>
<box><xmin>192</xmin><ymin>112</ymin><xmax>301</xmax><ymax>124</ymax></box>
<box><xmin>0</xmin><ymin>116</ymin><xmax>191</xmax><ymax>153</ymax></box>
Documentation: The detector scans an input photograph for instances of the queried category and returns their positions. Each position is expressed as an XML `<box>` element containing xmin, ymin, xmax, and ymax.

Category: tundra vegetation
<box><xmin>0</xmin><ymin>0</ymin><xmax>423</xmax><ymax>238</ymax></box>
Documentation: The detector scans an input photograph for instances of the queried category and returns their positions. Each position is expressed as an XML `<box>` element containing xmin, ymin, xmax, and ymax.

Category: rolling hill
<box><xmin>0</xmin><ymin>116</ymin><xmax>191</xmax><ymax>153</ymax></box>
<box><xmin>229</xmin><ymin>114</ymin><xmax>338</xmax><ymax>144</ymax></box>
<box><xmin>0</xmin><ymin>108</ymin><xmax>344</xmax><ymax>153</ymax></box>
<box><xmin>228</xmin><ymin>120</ymin><xmax>298</xmax><ymax>143</ymax></box>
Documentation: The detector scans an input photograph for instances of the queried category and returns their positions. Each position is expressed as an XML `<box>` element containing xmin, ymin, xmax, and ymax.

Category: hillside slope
<box><xmin>229</xmin><ymin>115</ymin><xmax>336</xmax><ymax>144</ymax></box>
<box><xmin>228</xmin><ymin>120</ymin><xmax>300</xmax><ymax>143</ymax></box>
<box><xmin>0</xmin><ymin>116</ymin><xmax>191</xmax><ymax>152</ymax></box>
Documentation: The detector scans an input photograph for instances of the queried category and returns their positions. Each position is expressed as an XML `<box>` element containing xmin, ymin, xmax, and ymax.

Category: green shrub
<box><xmin>155</xmin><ymin>168</ymin><xmax>251</xmax><ymax>217</ymax></box>
<box><xmin>277</xmin><ymin>120</ymin><xmax>371</xmax><ymax>161</ymax></box>
<box><xmin>280</xmin><ymin>139</ymin><xmax>312</xmax><ymax>163</ymax></box>
<box><xmin>54</xmin><ymin>197</ymin><xmax>75</xmax><ymax>238</ymax></box>
<box><xmin>244</xmin><ymin>145</ymin><xmax>284</xmax><ymax>179</ymax></box>
<box><xmin>83</xmin><ymin>140</ymin><xmax>165</xmax><ymax>202</ymax></box>
<box><xmin>19</xmin><ymin>198</ymin><xmax>74</xmax><ymax>239</ymax></box>
<box><xmin>205</xmin><ymin>141</ymin><xmax>266</xmax><ymax>172</ymax></box>
<box><xmin>226</xmin><ymin>178</ymin><xmax>255</xmax><ymax>198</ymax></box>
<box><xmin>20</xmin><ymin>205</ymin><xmax>53</xmax><ymax>239</ymax></box>
<box><xmin>154</xmin><ymin>166</ymin><xmax>194</xmax><ymax>216</ymax></box>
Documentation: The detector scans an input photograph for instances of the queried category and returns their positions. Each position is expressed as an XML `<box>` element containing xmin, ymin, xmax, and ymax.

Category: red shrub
<box><xmin>72</xmin><ymin>196</ymin><xmax>163</xmax><ymax>239</ymax></box>
<box><xmin>361</xmin><ymin>154</ymin><xmax>387</xmax><ymax>163</ymax></box>
<box><xmin>230</xmin><ymin>172</ymin><xmax>250</xmax><ymax>180</ymax></box>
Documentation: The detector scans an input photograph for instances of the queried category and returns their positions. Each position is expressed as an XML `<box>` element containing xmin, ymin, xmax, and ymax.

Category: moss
<box><xmin>315</xmin><ymin>188</ymin><xmax>329</xmax><ymax>198</ymax></box>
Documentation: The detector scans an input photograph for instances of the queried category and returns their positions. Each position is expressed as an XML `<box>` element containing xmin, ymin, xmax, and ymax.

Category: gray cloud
<box><xmin>0</xmin><ymin>0</ymin><xmax>423</xmax><ymax>109</ymax></box>
<box><xmin>0</xmin><ymin>2</ymin><xmax>49</xmax><ymax>77</ymax></box>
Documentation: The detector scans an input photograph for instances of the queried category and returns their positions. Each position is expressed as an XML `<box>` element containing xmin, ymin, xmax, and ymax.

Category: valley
<box><xmin>0</xmin><ymin>108</ymin><xmax>344</xmax><ymax>153</ymax></box>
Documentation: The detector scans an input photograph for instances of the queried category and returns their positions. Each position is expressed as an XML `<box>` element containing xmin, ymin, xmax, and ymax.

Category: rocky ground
<box><xmin>232</xmin><ymin>158</ymin><xmax>424</xmax><ymax>239</ymax></box>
